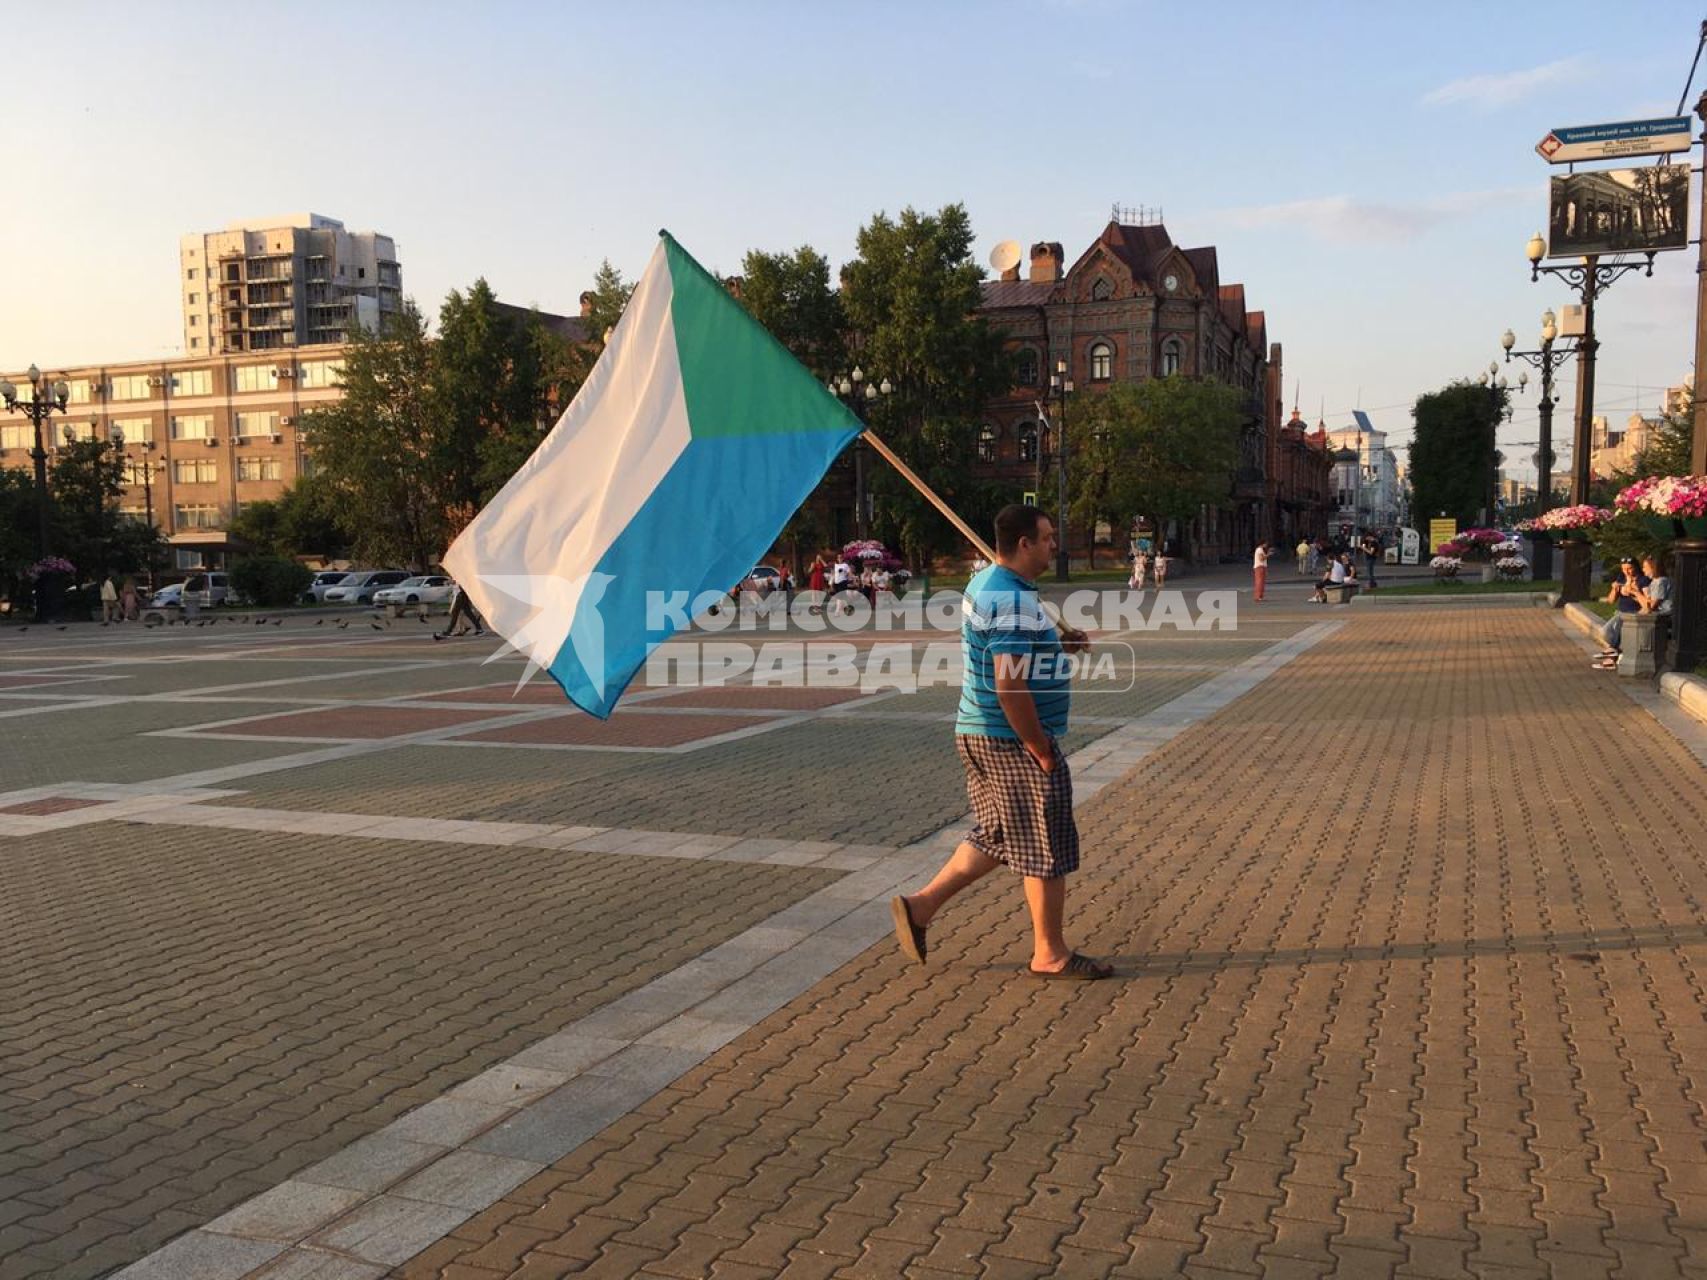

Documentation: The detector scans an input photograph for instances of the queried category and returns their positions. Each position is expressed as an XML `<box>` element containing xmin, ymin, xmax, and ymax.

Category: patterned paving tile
<box><xmin>448</xmin><ymin>711</ymin><xmax>770</xmax><ymax>748</ymax></box>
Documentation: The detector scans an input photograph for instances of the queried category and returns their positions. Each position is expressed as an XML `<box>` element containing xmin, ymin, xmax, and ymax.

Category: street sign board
<box><xmin>1429</xmin><ymin>518</ymin><xmax>1457</xmax><ymax>554</ymax></box>
<box><xmin>1548</xmin><ymin>164</ymin><xmax>1690</xmax><ymax>257</ymax></box>
<box><xmin>1535</xmin><ymin>116</ymin><xmax>1692</xmax><ymax>164</ymax></box>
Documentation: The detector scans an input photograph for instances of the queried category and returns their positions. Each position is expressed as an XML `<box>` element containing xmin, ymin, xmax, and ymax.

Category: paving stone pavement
<box><xmin>0</xmin><ymin>824</ymin><xmax>839</xmax><ymax>1280</ymax></box>
<box><xmin>389</xmin><ymin>605</ymin><xmax>1707</xmax><ymax>1280</ymax></box>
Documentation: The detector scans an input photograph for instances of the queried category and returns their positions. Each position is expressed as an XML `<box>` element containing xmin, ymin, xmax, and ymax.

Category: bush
<box><xmin>230</xmin><ymin>555</ymin><xmax>312</xmax><ymax>608</ymax></box>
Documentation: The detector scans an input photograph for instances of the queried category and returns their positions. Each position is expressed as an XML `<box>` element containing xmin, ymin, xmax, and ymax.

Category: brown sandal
<box><xmin>890</xmin><ymin>896</ymin><xmax>926</xmax><ymax>964</ymax></box>
<box><xmin>1033</xmin><ymin>953</ymin><xmax>1114</xmax><ymax>981</ymax></box>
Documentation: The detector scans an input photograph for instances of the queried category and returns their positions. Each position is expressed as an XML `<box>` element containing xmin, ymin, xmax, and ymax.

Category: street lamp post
<box><xmin>1502</xmin><ymin>312</ymin><xmax>1577</xmax><ymax>581</ymax></box>
<box><xmin>1526</xmin><ymin>233</ymin><xmax>1653</xmax><ymax>602</ymax></box>
<box><xmin>1474</xmin><ymin>361</ymin><xmax>1508</xmax><ymax>528</ymax></box>
<box><xmin>826</xmin><ymin>367</ymin><xmax>892</xmax><ymax>541</ymax></box>
<box><xmin>111</xmin><ymin>424</ymin><xmax>162</xmax><ymax>589</ymax></box>
<box><xmin>1048</xmin><ymin>359</ymin><xmax>1074</xmax><ymax>580</ymax></box>
<box><xmin>0</xmin><ymin>364</ymin><xmax>69</xmax><ymax>559</ymax></box>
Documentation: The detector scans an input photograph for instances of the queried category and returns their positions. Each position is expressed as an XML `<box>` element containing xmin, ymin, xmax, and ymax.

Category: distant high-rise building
<box><xmin>179</xmin><ymin>214</ymin><xmax>401</xmax><ymax>354</ymax></box>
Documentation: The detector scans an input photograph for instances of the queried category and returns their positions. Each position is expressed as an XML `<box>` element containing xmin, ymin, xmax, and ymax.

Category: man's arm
<box><xmin>994</xmin><ymin>656</ymin><xmax>1054</xmax><ymax>772</ymax></box>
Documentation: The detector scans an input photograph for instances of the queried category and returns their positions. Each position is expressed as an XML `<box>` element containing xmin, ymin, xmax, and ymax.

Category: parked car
<box><xmin>746</xmin><ymin>565</ymin><xmax>782</xmax><ymax>594</ymax></box>
<box><xmin>322</xmin><ymin>570</ymin><xmax>410</xmax><ymax>605</ymax></box>
<box><xmin>181</xmin><ymin>572</ymin><xmax>236</xmax><ymax>608</ymax></box>
<box><xmin>300</xmin><ymin>571</ymin><xmax>350</xmax><ymax>604</ymax></box>
<box><xmin>149</xmin><ymin>582</ymin><xmax>184</xmax><ymax>608</ymax></box>
<box><xmin>373</xmin><ymin>575</ymin><xmax>456</xmax><ymax>606</ymax></box>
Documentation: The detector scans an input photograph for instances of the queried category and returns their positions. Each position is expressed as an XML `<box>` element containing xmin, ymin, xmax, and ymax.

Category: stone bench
<box><xmin>1616</xmin><ymin>612</ymin><xmax>1671</xmax><ymax>677</ymax></box>
<box><xmin>1320</xmin><ymin>583</ymin><xmax>1360</xmax><ymax>604</ymax></box>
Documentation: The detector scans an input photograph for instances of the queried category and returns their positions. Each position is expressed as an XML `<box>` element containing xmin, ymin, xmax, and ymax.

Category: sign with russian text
<box><xmin>1429</xmin><ymin>518</ymin><xmax>1457</xmax><ymax>554</ymax></box>
<box><xmin>1535</xmin><ymin>116</ymin><xmax>1692</xmax><ymax>163</ymax></box>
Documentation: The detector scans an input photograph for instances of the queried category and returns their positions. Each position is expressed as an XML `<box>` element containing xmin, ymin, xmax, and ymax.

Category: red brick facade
<box><xmin>974</xmin><ymin>220</ymin><xmax>1331</xmax><ymax>563</ymax></box>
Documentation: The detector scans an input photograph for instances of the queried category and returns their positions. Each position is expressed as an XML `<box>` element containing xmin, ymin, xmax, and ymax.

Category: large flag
<box><xmin>443</xmin><ymin>231</ymin><xmax>863</xmax><ymax>719</ymax></box>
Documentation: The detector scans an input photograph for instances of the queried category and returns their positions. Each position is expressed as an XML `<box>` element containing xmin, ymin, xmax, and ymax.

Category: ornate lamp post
<box><xmin>826</xmin><ymin>367</ymin><xmax>892</xmax><ymax>541</ymax></box>
<box><xmin>1048</xmin><ymin>358</ymin><xmax>1074</xmax><ymax>580</ymax></box>
<box><xmin>1474</xmin><ymin>361</ymin><xmax>1509</xmax><ymax>528</ymax></box>
<box><xmin>1502</xmin><ymin>312</ymin><xmax>1577</xmax><ymax>581</ymax></box>
<box><xmin>0</xmin><ymin>365</ymin><xmax>69</xmax><ymax>559</ymax></box>
<box><xmin>111</xmin><ymin>424</ymin><xmax>163</xmax><ymax>589</ymax></box>
<box><xmin>1526</xmin><ymin>233</ymin><xmax>1654</xmax><ymax>602</ymax></box>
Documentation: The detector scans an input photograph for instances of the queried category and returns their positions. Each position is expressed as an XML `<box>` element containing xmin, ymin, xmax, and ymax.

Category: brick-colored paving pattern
<box><xmin>452</xmin><ymin>712</ymin><xmax>770</xmax><ymax>748</ymax></box>
<box><xmin>0</xmin><ymin>824</ymin><xmax>838</xmax><ymax>1279</ymax></box>
<box><xmin>397</xmin><ymin>607</ymin><xmax>1707</xmax><ymax>1279</ymax></box>
<box><xmin>641</xmin><ymin>687</ymin><xmax>874</xmax><ymax>711</ymax></box>
<box><xmin>0</xmin><ymin>796</ymin><xmax>103</xmax><ymax>816</ymax></box>
<box><xmin>418</xmin><ymin>682</ymin><xmax>580</xmax><ymax>706</ymax></box>
<box><xmin>198</xmin><ymin>704</ymin><xmax>518</xmax><ymax>739</ymax></box>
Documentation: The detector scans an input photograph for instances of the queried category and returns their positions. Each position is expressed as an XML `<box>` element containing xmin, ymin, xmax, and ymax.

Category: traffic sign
<box><xmin>1535</xmin><ymin>116</ymin><xmax>1692</xmax><ymax>164</ymax></box>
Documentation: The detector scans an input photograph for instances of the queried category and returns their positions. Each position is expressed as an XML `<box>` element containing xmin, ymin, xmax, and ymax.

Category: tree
<box><xmin>0</xmin><ymin>468</ymin><xmax>39</xmax><ymax>609</ymax></box>
<box><xmin>582</xmin><ymin>260</ymin><xmax>635</xmax><ymax>347</ymax></box>
<box><xmin>300</xmin><ymin>303</ymin><xmax>448</xmax><ymax>570</ymax></box>
<box><xmin>49</xmin><ymin>438</ymin><xmax>129</xmax><ymax>579</ymax></box>
<box><xmin>474</xmin><ymin>316</ymin><xmax>591</xmax><ymax>505</ymax></box>
<box><xmin>1069</xmin><ymin>379</ymin><xmax>1244</xmax><ymax>559</ymax></box>
<box><xmin>1410</xmin><ymin>382</ymin><xmax>1506</xmax><ymax>529</ymax></box>
<box><xmin>228</xmin><ymin>498</ymin><xmax>287</xmax><ymax>557</ymax></box>
<box><xmin>838</xmin><ymin>204</ymin><xmax>1011</xmax><ymax>568</ymax></box>
<box><xmin>739</xmin><ymin>246</ymin><xmax>846</xmax><ymax>381</ymax></box>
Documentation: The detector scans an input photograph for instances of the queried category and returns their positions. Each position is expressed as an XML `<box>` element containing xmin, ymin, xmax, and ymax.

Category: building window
<box><xmin>1016</xmin><ymin>350</ymin><xmax>1039</xmax><ymax>387</ymax></box>
<box><xmin>173</xmin><ymin>458</ymin><xmax>217</xmax><ymax>483</ymax></box>
<box><xmin>238</xmin><ymin>456</ymin><xmax>283</xmax><ymax>482</ymax></box>
<box><xmin>1018</xmin><ymin>426</ymin><xmax>1038</xmax><ymax>463</ymax></box>
<box><xmin>65</xmin><ymin>378</ymin><xmax>96</xmax><ymax>404</ymax></box>
<box><xmin>234</xmin><ymin>411</ymin><xmax>278</xmax><ymax>438</ymax></box>
<box><xmin>1091</xmin><ymin>277</ymin><xmax>1112</xmax><ymax>301</ymax></box>
<box><xmin>190</xmin><ymin>338</ymin><xmax>201</xmax><ymax>349</ymax></box>
<box><xmin>175</xmin><ymin>548</ymin><xmax>206</xmax><ymax>569</ymax></box>
<box><xmin>297</xmin><ymin>359</ymin><xmax>344</xmax><ymax>389</ymax></box>
<box><xmin>60</xmin><ymin>421</ymin><xmax>98</xmax><ymax>443</ymax></box>
<box><xmin>111</xmin><ymin>417</ymin><xmax>152</xmax><ymax>444</ymax></box>
<box><xmin>1089</xmin><ymin>342</ymin><xmax>1113</xmax><ymax>381</ymax></box>
<box><xmin>977</xmin><ymin>426</ymin><xmax>998</xmax><ymax>463</ymax></box>
<box><xmin>226</xmin><ymin>264</ymin><xmax>240</xmax><ymax>282</ymax></box>
<box><xmin>171</xmin><ymin>414</ymin><xmax>213</xmax><ymax>441</ymax></box>
<box><xmin>109</xmin><ymin>374</ymin><xmax>154</xmax><ymax>401</ymax></box>
<box><xmin>1160</xmin><ymin>338</ymin><xmax>1183</xmax><ymax>377</ymax></box>
<box><xmin>173</xmin><ymin>369</ymin><xmax>212</xmax><ymax>396</ymax></box>
<box><xmin>174</xmin><ymin>505</ymin><xmax>221</xmax><ymax>530</ymax></box>
<box><xmin>187</xmin><ymin>292</ymin><xmax>199</xmax><ymax>304</ymax></box>
<box><xmin>1</xmin><ymin>424</ymin><xmax>29</xmax><ymax>450</ymax></box>
<box><xmin>234</xmin><ymin>365</ymin><xmax>278</xmax><ymax>394</ymax></box>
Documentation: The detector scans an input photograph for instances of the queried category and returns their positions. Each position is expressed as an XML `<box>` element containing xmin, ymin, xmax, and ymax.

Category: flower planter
<box><xmin>1681</xmin><ymin>516</ymin><xmax>1707</xmax><ymax>540</ymax></box>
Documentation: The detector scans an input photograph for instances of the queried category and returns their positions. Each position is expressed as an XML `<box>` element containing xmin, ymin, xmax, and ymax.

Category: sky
<box><xmin>4</xmin><ymin>0</ymin><xmax>1705</xmax><ymax>482</ymax></box>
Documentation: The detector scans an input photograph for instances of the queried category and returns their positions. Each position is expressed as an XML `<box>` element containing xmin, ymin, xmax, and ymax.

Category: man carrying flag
<box><xmin>890</xmin><ymin>504</ymin><xmax>1112</xmax><ymax>980</ymax></box>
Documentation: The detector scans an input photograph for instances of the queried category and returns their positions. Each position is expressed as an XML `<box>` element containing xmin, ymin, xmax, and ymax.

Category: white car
<box><xmin>300</xmin><ymin>571</ymin><xmax>351</xmax><ymax>604</ymax></box>
<box><xmin>323</xmin><ymin>570</ymin><xmax>410</xmax><ymax>604</ymax></box>
<box><xmin>373</xmin><ymin>575</ymin><xmax>456</xmax><ymax>606</ymax></box>
<box><xmin>149</xmin><ymin>583</ymin><xmax>184</xmax><ymax>608</ymax></box>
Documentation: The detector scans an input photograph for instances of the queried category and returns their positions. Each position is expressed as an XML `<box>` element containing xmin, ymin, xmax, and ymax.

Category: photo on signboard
<box><xmin>1547</xmin><ymin>164</ymin><xmax>1690</xmax><ymax>257</ymax></box>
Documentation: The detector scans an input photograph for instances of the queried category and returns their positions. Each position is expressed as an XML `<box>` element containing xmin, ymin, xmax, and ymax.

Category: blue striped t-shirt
<box><xmin>955</xmin><ymin>564</ymin><xmax>1071</xmax><ymax>739</ymax></box>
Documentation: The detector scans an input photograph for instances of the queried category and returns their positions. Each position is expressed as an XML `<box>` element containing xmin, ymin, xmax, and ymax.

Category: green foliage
<box><xmin>228</xmin><ymin>499</ymin><xmax>286</xmax><ymax>556</ymax></box>
<box><xmin>1410</xmin><ymin>382</ymin><xmax>1505</xmax><ymax>527</ymax></box>
<box><xmin>229</xmin><ymin>554</ymin><xmax>313</xmax><ymax>607</ymax></box>
<box><xmin>739</xmin><ymin>246</ymin><xmax>846</xmax><ymax>381</ymax></box>
<box><xmin>838</xmin><ymin>204</ymin><xmax>1011</xmax><ymax>568</ymax></box>
<box><xmin>1068</xmin><ymin>379</ymin><xmax>1244</xmax><ymax>546</ymax></box>
<box><xmin>49</xmin><ymin>438</ymin><xmax>132</xmax><ymax>580</ymax></box>
<box><xmin>0</xmin><ymin>467</ymin><xmax>36</xmax><ymax>581</ymax></box>
<box><xmin>582</xmin><ymin>260</ymin><xmax>635</xmax><ymax>347</ymax></box>
<box><xmin>474</xmin><ymin>315</ymin><xmax>590</xmax><ymax>504</ymax></box>
<box><xmin>299</xmin><ymin>303</ymin><xmax>448</xmax><ymax>570</ymax></box>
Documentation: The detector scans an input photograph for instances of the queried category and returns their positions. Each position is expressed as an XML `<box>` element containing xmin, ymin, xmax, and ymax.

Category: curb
<box><xmin>1350</xmin><ymin>591</ymin><xmax>1552</xmax><ymax>606</ymax></box>
<box><xmin>1564</xmin><ymin>601</ymin><xmax>1707</xmax><ymax>728</ymax></box>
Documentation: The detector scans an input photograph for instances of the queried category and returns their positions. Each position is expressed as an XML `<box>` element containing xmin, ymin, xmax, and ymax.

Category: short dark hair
<box><xmin>994</xmin><ymin>504</ymin><xmax>1048</xmax><ymax>555</ymax></box>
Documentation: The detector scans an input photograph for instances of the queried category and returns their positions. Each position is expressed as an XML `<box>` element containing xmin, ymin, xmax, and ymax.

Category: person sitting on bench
<box><xmin>1309</xmin><ymin>553</ymin><xmax>1350</xmax><ymax>603</ymax></box>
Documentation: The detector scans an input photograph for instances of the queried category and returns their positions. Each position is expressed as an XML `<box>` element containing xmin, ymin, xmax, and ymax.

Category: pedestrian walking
<box><xmin>435</xmin><ymin>583</ymin><xmax>486</xmax><ymax>640</ymax></box>
<box><xmin>890</xmin><ymin>504</ymin><xmax>1111</xmax><ymax>980</ymax></box>
<box><xmin>120</xmin><ymin>578</ymin><xmax>139</xmax><ymax>621</ymax></box>
<box><xmin>1306</xmin><ymin>540</ymin><xmax>1321</xmax><ymax>574</ymax></box>
<box><xmin>1253</xmin><ymin>540</ymin><xmax>1269</xmax><ymax>601</ymax></box>
<box><xmin>1128</xmin><ymin>546</ymin><xmax>1147</xmax><ymax>590</ymax></box>
<box><xmin>99</xmin><ymin>575</ymin><xmax>119</xmax><ymax>624</ymax></box>
<box><xmin>1295</xmin><ymin>538</ymin><xmax>1310</xmax><ymax>574</ymax></box>
<box><xmin>1153</xmin><ymin>547</ymin><xmax>1170</xmax><ymax>590</ymax></box>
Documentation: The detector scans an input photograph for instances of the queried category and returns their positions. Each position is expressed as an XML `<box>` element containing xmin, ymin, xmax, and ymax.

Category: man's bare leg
<box><xmin>903</xmin><ymin>841</ymin><xmax>1000</xmax><ymax>928</ymax></box>
<box><xmin>1024</xmin><ymin>875</ymin><xmax>1071</xmax><ymax>973</ymax></box>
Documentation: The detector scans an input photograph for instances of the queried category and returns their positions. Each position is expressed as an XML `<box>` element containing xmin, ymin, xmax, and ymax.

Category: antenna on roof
<box><xmin>1111</xmin><ymin>204</ymin><xmax>1163</xmax><ymax>227</ymax></box>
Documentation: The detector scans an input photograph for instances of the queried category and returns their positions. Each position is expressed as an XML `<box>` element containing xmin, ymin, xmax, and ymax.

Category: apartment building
<box><xmin>180</xmin><ymin>214</ymin><xmax>401</xmax><ymax>354</ymax></box>
<box><xmin>1</xmin><ymin>347</ymin><xmax>345</xmax><ymax>570</ymax></box>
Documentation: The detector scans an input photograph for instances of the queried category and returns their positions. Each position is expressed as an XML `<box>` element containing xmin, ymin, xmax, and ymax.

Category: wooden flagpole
<box><xmin>860</xmin><ymin>429</ymin><xmax>997</xmax><ymax>563</ymax></box>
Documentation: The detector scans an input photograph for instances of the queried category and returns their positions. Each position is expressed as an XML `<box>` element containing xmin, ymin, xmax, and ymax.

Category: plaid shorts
<box><xmin>957</xmin><ymin>734</ymin><xmax>1080</xmax><ymax>879</ymax></box>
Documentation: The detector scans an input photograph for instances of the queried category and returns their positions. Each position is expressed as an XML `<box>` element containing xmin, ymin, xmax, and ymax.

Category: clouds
<box><xmin>1211</xmin><ymin>188</ymin><xmax>1531</xmax><ymax>244</ymax></box>
<box><xmin>1420</xmin><ymin>57</ymin><xmax>1585</xmax><ymax>110</ymax></box>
